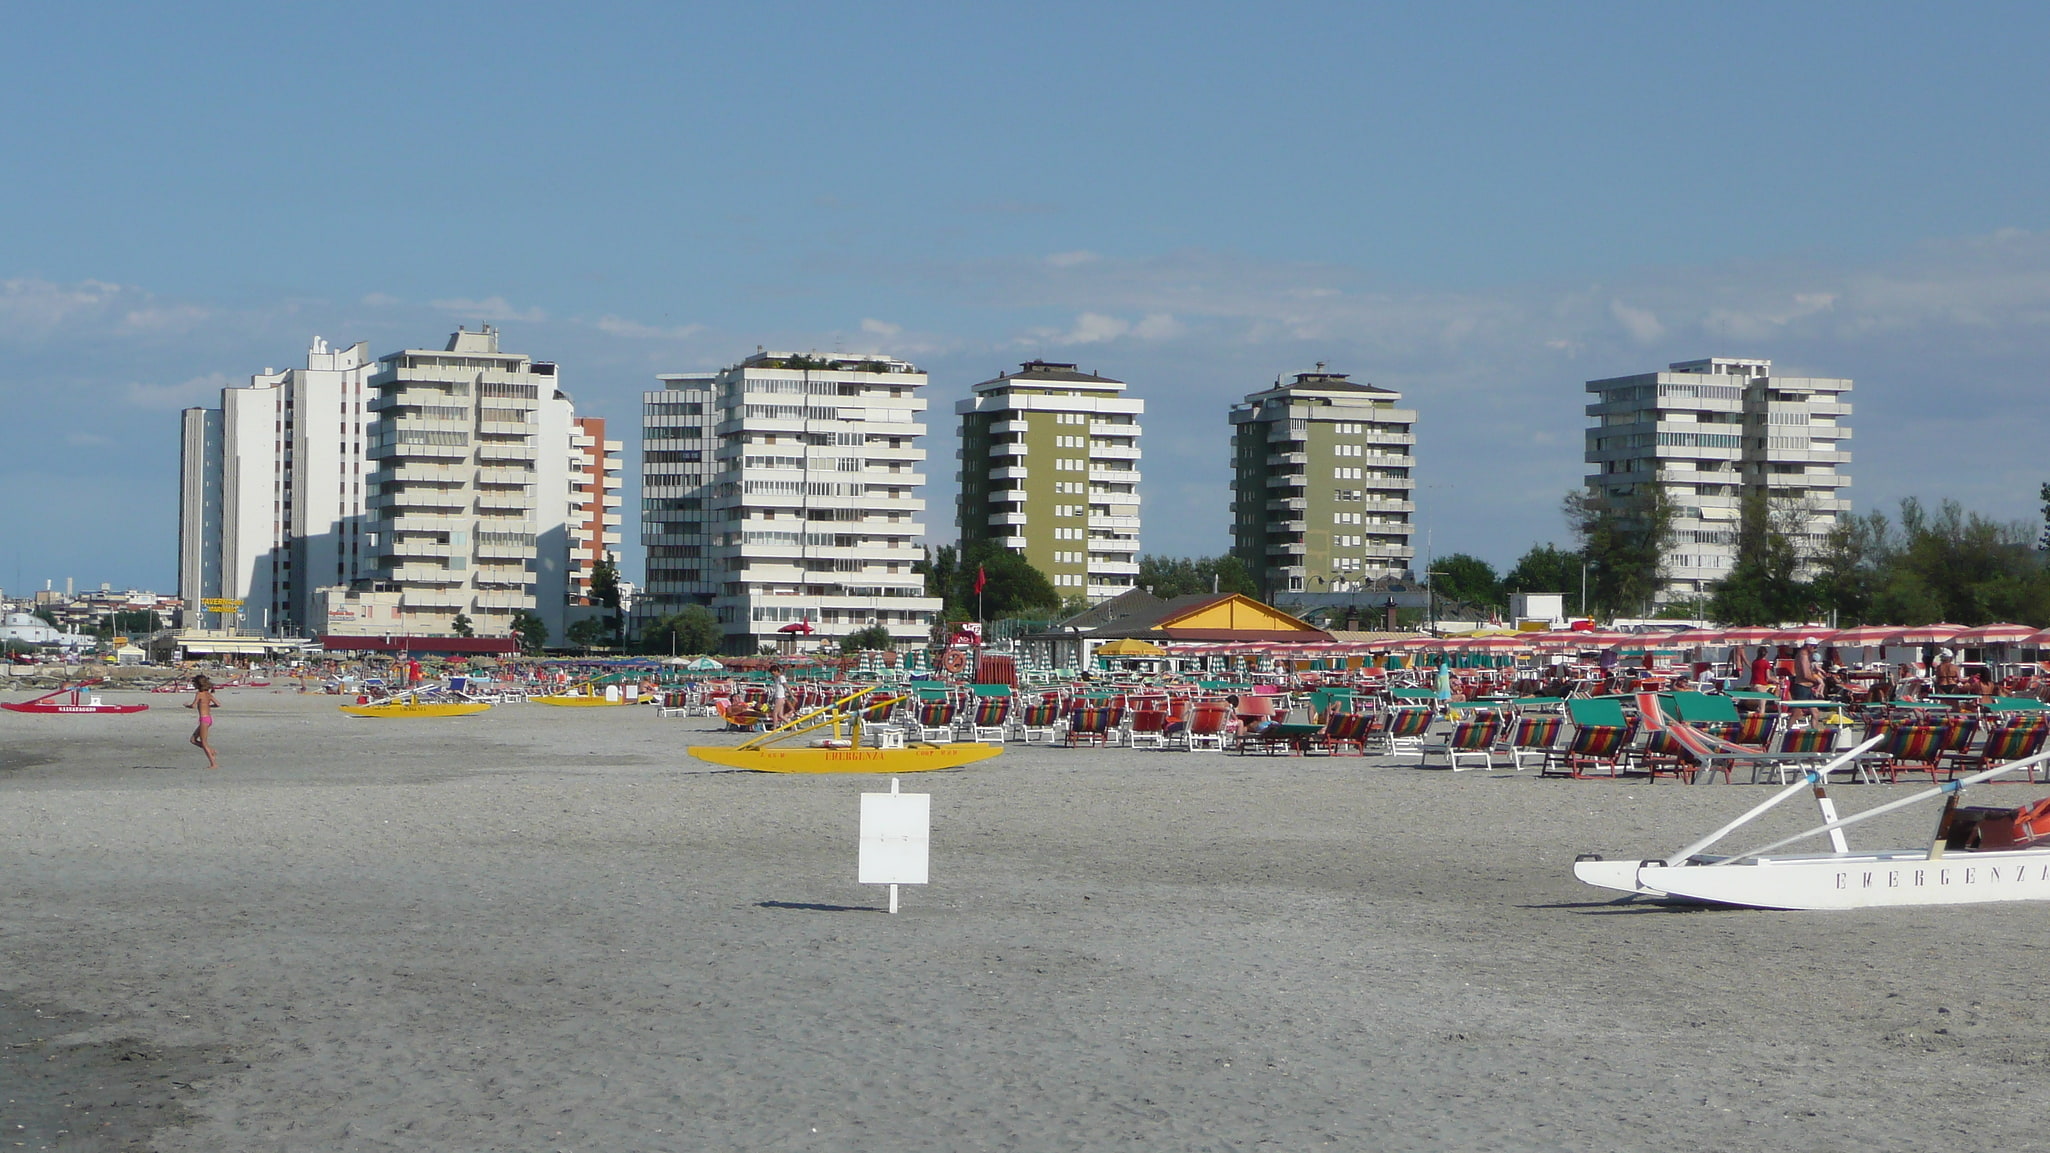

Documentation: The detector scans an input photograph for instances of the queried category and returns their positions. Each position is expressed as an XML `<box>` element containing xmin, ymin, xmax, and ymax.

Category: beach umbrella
<box><xmin>1952</xmin><ymin>622</ymin><xmax>2037</xmax><ymax>646</ymax></box>
<box><xmin>1461</xmin><ymin>634</ymin><xmax>1533</xmax><ymax>652</ymax></box>
<box><xmin>1766</xmin><ymin>627</ymin><xmax>1838</xmax><ymax>646</ymax></box>
<box><xmin>1717</xmin><ymin>626</ymin><xmax>1777</xmax><ymax>646</ymax></box>
<box><xmin>1888</xmin><ymin>623</ymin><xmax>1967</xmax><ymax>645</ymax></box>
<box><xmin>1827</xmin><ymin>625</ymin><xmax>1900</xmax><ymax>647</ymax></box>
<box><xmin>1098</xmin><ymin>638</ymin><xmax>1167</xmax><ymax>657</ymax></box>
<box><xmin>2025</xmin><ymin>627</ymin><xmax>2050</xmax><ymax>648</ymax></box>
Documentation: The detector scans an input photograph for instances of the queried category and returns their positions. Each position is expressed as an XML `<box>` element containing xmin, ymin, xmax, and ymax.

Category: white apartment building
<box><xmin>954</xmin><ymin>361</ymin><xmax>1143</xmax><ymax>601</ymax></box>
<box><xmin>640</xmin><ymin>351</ymin><xmax>941</xmax><ymax>653</ymax></box>
<box><xmin>178</xmin><ymin>336</ymin><xmax>375</xmax><ymax>634</ymax></box>
<box><xmin>1584</xmin><ymin>357</ymin><xmax>1852</xmax><ymax>601</ymax></box>
<box><xmin>364</xmin><ymin>326</ymin><xmax>578</xmax><ymax>640</ymax></box>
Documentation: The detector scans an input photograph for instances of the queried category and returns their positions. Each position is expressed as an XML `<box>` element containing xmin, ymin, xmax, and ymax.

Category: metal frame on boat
<box><xmin>1575</xmin><ymin>734</ymin><xmax>2050</xmax><ymax>909</ymax></box>
<box><xmin>689</xmin><ymin>687</ymin><xmax>1002</xmax><ymax>773</ymax></box>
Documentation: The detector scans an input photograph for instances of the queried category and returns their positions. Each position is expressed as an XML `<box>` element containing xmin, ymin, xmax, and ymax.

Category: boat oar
<box><xmin>1668</xmin><ymin>735</ymin><xmax>1884</xmax><ymax>863</ymax></box>
<box><xmin>1714</xmin><ymin>747</ymin><xmax>2050</xmax><ymax>865</ymax></box>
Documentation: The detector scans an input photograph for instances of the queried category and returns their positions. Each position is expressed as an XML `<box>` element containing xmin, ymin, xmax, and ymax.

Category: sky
<box><xmin>6</xmin><ymin>2</ymin><xmax>2050</xmax><ymax>595</ymax></box>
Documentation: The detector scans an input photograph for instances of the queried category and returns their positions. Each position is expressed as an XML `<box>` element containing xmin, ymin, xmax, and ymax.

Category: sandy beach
<box><xmin>4</xmin><ymin>688</ymin><xmax>2048</xmax><ymax>1152</ymax></box>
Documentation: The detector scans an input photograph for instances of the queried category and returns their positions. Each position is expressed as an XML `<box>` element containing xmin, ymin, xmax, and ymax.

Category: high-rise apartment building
<box><xmin>639</xmin><ymin>351</ymin><xmax>942</xmax><ymax>652</ymax></box>
<box><xmin>1583</xmin><ymin>357</ymin><xmax>1852</xmax><ymax>601</ymax></box>
<box><xmin>182</xmin><ymin>327</ymin><xmax>600</xmax><ymax>645</ymax></box>
<box><xmin>177</xmin><ymin>336</ymin><xmax>376</xmax><ymax>633</ymax></box>
<box><xmin>363</xmin><ymin>326</ymin><xmax>577</xmax><ymax>638</ymax></box>
<box><xmin>640</xmin><ymin>373</ymin><xmax>718</xmax><ymax>614</ymax></box>
<box><xmin>954</xmin><ymin>361</ymin><xmax>1142</xmax><ymax>601</ymax></box>
<box><xmin>569</xmin><ymin>416</ymin><xmax>624</xmax><ymax>603</ymax></box>
<box><xmin>1229</xmin><ymin>367</ymin><xmax>1417</xmax><ymax>599</ymax></box>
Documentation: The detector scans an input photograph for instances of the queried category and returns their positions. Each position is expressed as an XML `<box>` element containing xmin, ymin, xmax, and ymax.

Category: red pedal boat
<box><xmin>1</xmin><ymin>682</ymin><xmax>149</xmax><ymax>715</ymax></box>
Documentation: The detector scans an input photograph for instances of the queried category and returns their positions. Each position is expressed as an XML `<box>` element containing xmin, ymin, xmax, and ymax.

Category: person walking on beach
<box><xmin>185</xmin><ymin>674</ymin><xmax>220</xmax><ymax>770</ymax></box>
<box><xmin>770</xmin><ymin>665</ymin><xmax>792</xmax><ymax>725</ymax></box>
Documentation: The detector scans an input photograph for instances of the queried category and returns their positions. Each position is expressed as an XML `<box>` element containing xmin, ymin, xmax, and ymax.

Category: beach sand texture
<box><xmin>4</xmin><ymin>691</ymin><xmax>2049</xmax><ymax>1151</ymax></box>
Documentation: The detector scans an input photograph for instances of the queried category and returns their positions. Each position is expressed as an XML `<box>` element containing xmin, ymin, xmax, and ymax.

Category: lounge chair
<box><xmin>1379</xmin><ymin>707</ymin><xmax>1434</xmax><ymax>755</ymax></box>
<box><xmin>914</xmin><ymin>699</ymin><xmax>959</xmax><ymax>743</ymax></box>
<box><xmin>1943</xmin><ymin>716</ymin><xmax>2049</xmax><ymax>782</ymax></box>
<box><xmin>963</xmin><ymin>689</ymin><xmax>1012</xmax><ymax>744</ymax></box>
<box><xmin>1419</xmin><ymin>717</ymin><xmax>1502</xmax><ymax>771</ymax></box>
<box><xmin>1011</xmin><ymin>699</ymin><xmax>1061</xmax><ymax>743</ymax></box>
<box><xmin>1175</xmin><ymin>701</ymin><xmax>1231</xmax><ymax>751</ymax></box>
<box><xmin>1495</xmin><ymin>714</ymin><xmax>1562</xmax><ymax>772</ymax></box>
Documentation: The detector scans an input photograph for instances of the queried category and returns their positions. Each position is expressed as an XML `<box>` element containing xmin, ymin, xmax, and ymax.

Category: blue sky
<box><xmin>6</xmin><ymin>3</ymin><xmax>2050</xmax><ymax>593</ymax></box>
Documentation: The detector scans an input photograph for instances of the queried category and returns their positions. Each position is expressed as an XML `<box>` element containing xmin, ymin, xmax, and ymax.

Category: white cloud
<box><xmin>1045</xmin><ymin>250</ymin><xmax>1099</xmax><ymax>268</ymax></box>
<box><xmin>123</xmin><ymin>372</ymin><xmax>233</xmax><ymax>411</ymax></box>
<box><xmin>1609</xmin><ymin>300</ymin><xmax>1665</xmax><ymax>344</ymax></box>
<box><xmin>1130</xmin><ymin>313</ymin><xmax>1182</xmax><ymax>340</ymax></box>
<box><xmin>0</xmin><ymin>277</ymin><xmax>130</xmax><ymax>336</ymax></box>
<box><xmin>431</xmin><ymin>296</ymin><xmax>547</xmax><ymax>323</ymax></box>
<box><xmin>860</xmin><ymin>318</ymin><xmax>903</xmax><ymax>338</ymax></box>
<box><xmin>360</xmin><ymin>292</ymin><xmax>403</xmax><ymax>308</ymax></box>
<box><xmin>122</xmin><ymin>304</ymin><xmax>212</xmax><ymax>333</ymax></box>
<box><xmin>591</xmin><ymin>315</ymin><xmax>705</xmax><ymax>340</ymax></box>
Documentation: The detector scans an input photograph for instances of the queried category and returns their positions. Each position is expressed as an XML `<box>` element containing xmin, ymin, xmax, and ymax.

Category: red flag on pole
<box><xmin>974</xmin><ymin>565</ymin><xmax>987</xmax><ymax>595</ymax></box>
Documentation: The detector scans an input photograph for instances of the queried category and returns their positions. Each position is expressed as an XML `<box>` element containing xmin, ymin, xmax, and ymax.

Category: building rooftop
<box><xmin>972</xmin><ymin>360</ymin><xmax>1127</xmax><ymax>391</ymax></box>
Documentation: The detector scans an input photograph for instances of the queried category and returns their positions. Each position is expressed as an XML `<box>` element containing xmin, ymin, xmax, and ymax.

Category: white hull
<box><xmin>1576</xmin><ymin>849</ymin><xmax>2050</xmax><ymax>910</ymax></box>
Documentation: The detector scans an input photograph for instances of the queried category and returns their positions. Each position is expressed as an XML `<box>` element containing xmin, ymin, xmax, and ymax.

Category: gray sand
<box><xmin>4</xmin><ymin>690</ymin><xmax>2048</xmax><ymax>1151</ymax></box>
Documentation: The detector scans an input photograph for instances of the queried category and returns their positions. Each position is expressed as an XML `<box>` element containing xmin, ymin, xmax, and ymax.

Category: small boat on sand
<box><xmin>1575</xmin><ymin>723</ymin><xmax>2050</xmax><ymax>910</ymax></box>
<box><xmin>2</xmin><ymin>683</ymin><xmax>149</xmax><ymax>715</ymax></box>
<box><xmin>690</xmin><ymin>687</ymin><xmax>1000</xmax><ymax>773</ymax></box>
<box><xmin>340</xmin><ymin>693</ymin><xmax>491</xmax><ymax>718</ymax></box>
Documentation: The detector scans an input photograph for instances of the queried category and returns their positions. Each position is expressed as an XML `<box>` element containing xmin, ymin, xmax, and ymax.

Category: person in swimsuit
<box><xmin>186</xmin><ymin>674</ymin><xmax>219</xmax><ymax>769</ymax></box>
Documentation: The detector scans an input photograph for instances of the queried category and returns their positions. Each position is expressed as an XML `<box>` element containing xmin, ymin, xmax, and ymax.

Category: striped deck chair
<box><xmin>1420</xmin><ymin>717</ymin><xmax>1502</xmax><ymax>771</ymax></box>
<box><xmin>1945</xmin><ymin>717</ymin><xmax>2050</xmax><ymax>782</ymax></box>
<box><xmin>1497</xmin><ymin>714</ymin><xmax>1562</xmax><ymax>772</ymax></box>
<box><xmin>965</xmin><ymin>694</ymin><xmax>1012</xmax><ymax>744</ymax></box>
<box><xmin>1321</xmin><ymin>711</ymin><xmax>1378</xmax><ymax>756</ymax></box>
<box><xmin>1379</xmin><ymin>707</ymin><xmax>1434</xmax><ymax>755</ymax></box>
<box><xmin>1544</xmin><ymin>725</ymin><xmax>1629</xmax><ymax>778</ymax></box>
<box><xmin>1876</xmin><ymin>724</ymin><xmax>1945</xmax><ymax>785</ymax></box>
<box><xmin>1066</xmin><ymin>704</ymin><xmax>1119</xmax><ymax>746</ymax></box>
<box><xmin>1127</xmin><ymin>706</ymin><xmax>1170</xmax><ymax>749</ymax></box>
<box><xmin>1730</xmin><ymin>710</ymin><xmax>1779</xmax><ymax>748</ymax></box>
<box><xmin>1012</xmin><ymin>699</ymin><xmax>1062</xmax><ymax>744</ymax></box>
<box><xmin>914</xmin><ymin>699</ymin><xmax>959</xmax><ymax>743</ymax></box>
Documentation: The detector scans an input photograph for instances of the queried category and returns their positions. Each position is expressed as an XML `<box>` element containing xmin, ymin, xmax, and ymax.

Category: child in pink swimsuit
<box><xmin>186</xmin><ymin>674</ymin><xmax>219</xmax><ymax>769</ymax></box>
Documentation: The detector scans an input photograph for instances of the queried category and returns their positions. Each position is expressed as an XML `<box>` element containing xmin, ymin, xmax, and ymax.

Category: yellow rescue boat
<box><xmin>688</xmin><ymin>687</ymin><xmax>1003</xmax><ymax>774</ymax></box>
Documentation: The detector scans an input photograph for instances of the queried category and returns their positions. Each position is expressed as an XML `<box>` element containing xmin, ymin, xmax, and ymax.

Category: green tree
<box><xmin>590</xmin><ymin>557</ymin><xmax>621</xmax><ymax>610</ymax></box>
<box><xmin>1501</xmin><ymin>543</ymin><xmax>1584</xmax><ymax>617</ymax></box>
<box><xmin>1706</xmin><ymin>492</ymin><xmax>1815</xmax><ymax>625</ymax></box>
<box><xmin>1428</xmin><ymin>553</ymin><xmax>1502</xmax><ymax>613</ymax></box>
<box><xmin>917</xmin><ymin>544</ymin><xmax>962</xmax><ymax>619</ymax></box>
<box><xmin>508</xmin><ymin>609</ymin><xmax>548</xmax><ymax>655</ymax></box>
<box><xmin>955</xmin><ymin>542</ymin><xmax>1060</xmax><ymax>619</ymax></box>
<box><xmin>1565</xmin><ymin>484</ymin><xmax>1677</xmax><ymax>618</ymax></box>
<box><xmin>566</xmin><ymin>617</ymin><xmax>614</xmax><ymax>651</ymax></box>
<box><xmin>1136</xmin><ymin>554</ymin><xmax>1262</xmax><ymax>600</ymax></box>
<box><xmin>839</xmin><ymin>623</ymin><xmax>894</xmax><ymax>654</ymax></box>
<box><xmin>450</xmin><ymin>613</ymin><xmax>474</xmax><ymax>638</ymax></box>
<box><xmin>634</xmin><ymin>605</ymin><xmax>723</xmax><ymax>655</ymax></box>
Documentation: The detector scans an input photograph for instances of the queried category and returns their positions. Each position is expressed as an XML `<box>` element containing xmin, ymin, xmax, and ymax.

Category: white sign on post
<box><xmin>858</xmin><ymin>778</ymin><xmax>930</xmax><ymax>914</ymax></box>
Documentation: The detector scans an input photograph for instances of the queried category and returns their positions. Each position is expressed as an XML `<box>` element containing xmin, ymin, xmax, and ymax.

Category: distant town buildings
<box><xmin>638</xmin><ymin>351</ymin><xmax>942</xmax><ymax>653</ymax></box>
<box><xmin>1584</xmin><ymin>357</ymin><xmax>1852</xmax><ymax>602</ymax></box>
<box><xmin>180</xmin><ymin>327</ymin><xmax>603</xmax><ymax>648</ymax></box>
<box><xmin>1229</xmin><ymin>367</ymin><xmax>1418</xmax><ymax>600</ymax></box>
<box><xmin>177</xmin><ymin>336</ymin><xmax>377</xmax><ymax>634</ymax></box>
<box><xmin>954</xmin><ymin>360</ymin><xmax>1144</xmax><ymax>602</ymax></box>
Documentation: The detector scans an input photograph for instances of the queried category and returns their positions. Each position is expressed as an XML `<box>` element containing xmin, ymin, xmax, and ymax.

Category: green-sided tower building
<box><xmin>1230</xmin><ymin>367</ymin><xmax>1417</xmax><ymax>600</ymax></box>
<box><xmin>955</xmin><ymin>361</ymin><xmax>1142</xmax><ymax>602</ymax></box>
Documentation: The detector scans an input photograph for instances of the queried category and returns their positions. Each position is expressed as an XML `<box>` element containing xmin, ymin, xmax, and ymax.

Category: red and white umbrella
<box><xmin>1827</xmin><ymin>625</ymin><xmax>1900</xmax><ymax>647</ymax></box>
<box><xmin>777</xmin><ymin>619</ymin><xmax>815</xmax><ymax>635</ymax></box>
<box><xmin>1952</xmin><ymin>622</ymin><xmax>2038</xmax><ymax>646</ymax></box>
<box><xmin>1888</xmin><ymin>623</ymin><xmax>1966</xmax><ymax>645</ymax></box>
<box><xmin>1717</xmin><ymin>626</ymin><xmax>1778</xmax><ymax>646</ymax></box>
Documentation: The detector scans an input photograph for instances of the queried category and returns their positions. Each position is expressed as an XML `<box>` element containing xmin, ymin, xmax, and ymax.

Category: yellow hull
<box><xmin>688</xmin><ymin>743</ymin><xmax>1003</xmax><ymax>773</ymax></box>
<box><xmin>340</xmin><ymin>702</ymin><xmax>492</xmax><ymax>718</ymax></box>
<box><xmin>531</xmin><ymin>695</ymin><xmax>632</xmax><ymax>707</ymax></box>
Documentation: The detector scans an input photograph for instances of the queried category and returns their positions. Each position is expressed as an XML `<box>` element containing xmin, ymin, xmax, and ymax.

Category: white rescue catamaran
<box><xmin>1574</xmin><ymin>707</ymin><xmax>2050</xmax><ymax>910</ymax></box>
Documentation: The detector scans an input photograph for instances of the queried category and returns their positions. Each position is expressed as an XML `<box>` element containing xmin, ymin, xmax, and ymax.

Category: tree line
<box><xmin>1427</xmin><ymin>483</ymin><xmax>2050</xmax><ymax>628</ymax></box>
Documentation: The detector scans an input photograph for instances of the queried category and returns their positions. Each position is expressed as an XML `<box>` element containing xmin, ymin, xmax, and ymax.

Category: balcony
<box><xmin>989</xmin><ymin>465</ymin><xmax>1029</xmax><ymax>481</ymax></box>
<box><xmin>1088</xmin><ymin>421</ymin><xmax>1142</xmax><ymax>437</ymax></box>
<box><xmin>1267</xmin><ymin>452</ymin><xmax>1308</xmax><ymax>467</ymax></box>
<box><xmin>1265</xmin><ymin>497</ymin><xmax>1307</xmax><ymax>512</ymax></box>
<box><xmin>476</xmin><ymin>467</ymin><xmax>533</xmax><ymax>487</ymax></box>
<box><xmin>1089</xmin><ymin>560</ymin><xmax>1140</xmax><ymax>575</ymax></box>
<box><xmin>1265</xmin><ymin>473</ymin><xmax>1307</xmax><ymax>489</ymax></box>
<box><xmin>473</xmin><ymin>591</ymin><xmax>536</xmax><ymax>610</ymax></box>
<box><xmin>386</xmin><ymin>564</ymin><xmax>463</xmax><ymax>585</ymax></box>
<box><xmin>988</xmin><ymin>511</ymin><xmax>1029</xmax><ymax>527</ymax></box>
<box><xmin>992</xmin><ymin>442</ymin><xmax>1030</xmax><ymax>458</ymax></box>
<box><xmin>476</xmin><ymin>443</ymin><xmax>538</xmax><ymax>464</ymax></box>
<box><xmin>1090</xmin><ymin>443</ymin><xmax>1141</xmax><ymax>461</ymax></box>
<box><xmin>1087</xmin><ymin>514</ymin><xmax>1140</xmax><ymax>530</ymax></box>
<box><xmin>475</xmin><ymin>494</ymin><xmax>530</xmax><ymax>513</ymax></box>
<box><xmin>1088</xmin><ymin>467</ymin><xmax>1140</xmax><ymax>484</ymax></box>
